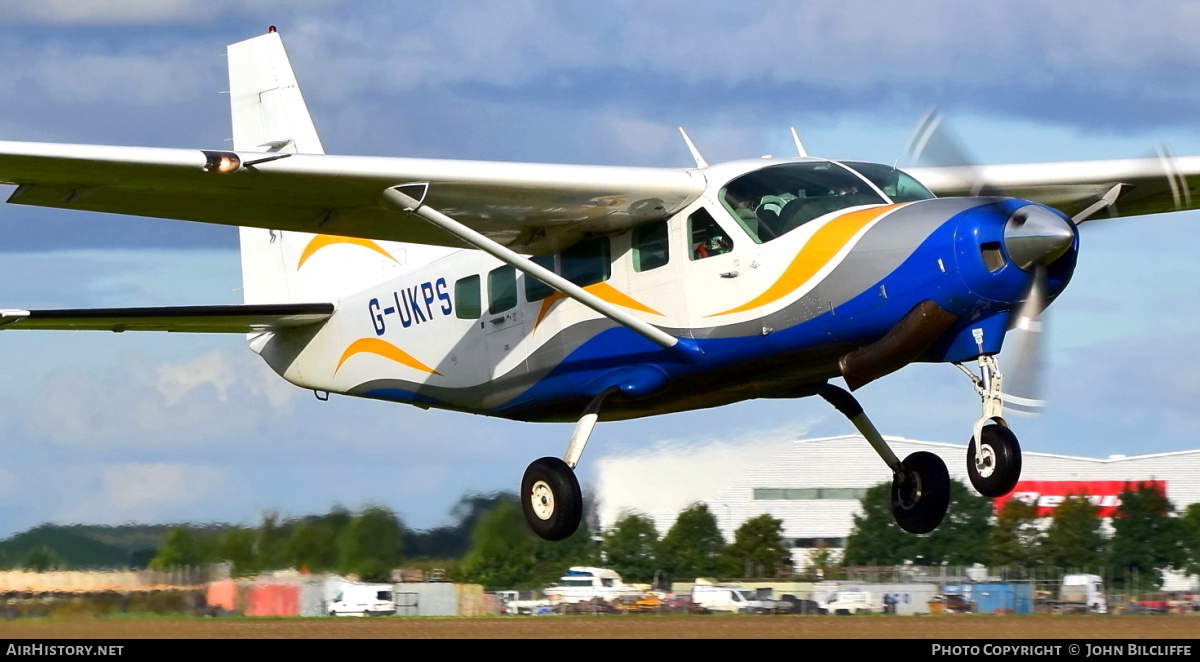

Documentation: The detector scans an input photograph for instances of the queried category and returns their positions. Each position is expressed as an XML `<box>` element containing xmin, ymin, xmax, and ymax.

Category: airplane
<box><xmin>0</xmin><ymin>28</ymin><xmax>1197</xmax><ymax>541</ymax></box>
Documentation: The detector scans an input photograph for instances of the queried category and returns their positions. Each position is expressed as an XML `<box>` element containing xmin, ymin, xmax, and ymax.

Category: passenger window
<box><xmin>689</xmin><ymin>208</ymin><xmax>733</xmax><ymax>260</ymax></box>
<box><xmin>525</xmin><ymin>255</ymin><xmax>556</xmax><ymax>302</ymax></box>
<box><xmin>633</xmin><ymin>221</ymin><xmax>670</xmax><ymax>272</ymax></box>
<box><xmin>487</xmin><ymin>266</ymin><xmax>517</xmax><ymax>314</ymax></box>
<box><xmin>454</xmin><ymin>275</ymin><xmax>481</xmax><ymax>319</ymax></box>
<box><xmin>561</xmin><ymin>236</ymin><xmax>611</xmax><ymax>287</ymax></box>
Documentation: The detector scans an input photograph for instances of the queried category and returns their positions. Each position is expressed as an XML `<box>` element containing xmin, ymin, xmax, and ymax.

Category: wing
<box><xmin>0</xmin><ymin>303</ymin><xmax>333</xmax><ymax>333</ymax></box>
<box><xmin>0</xmin><ymin>141</ymin><xmax>705</xmax><ymax>256</ymax></box>
<box><xmin>908</xmin><ymin>156</ymin><xmax>1200</xmax><ymax>221</ymax></box>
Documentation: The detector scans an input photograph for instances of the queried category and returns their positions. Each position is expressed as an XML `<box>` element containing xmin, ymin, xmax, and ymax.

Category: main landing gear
<box><xmin>819</xmin><ymin>384</ymin><xmax>950</xmax><ymax>534</ymax></box>
<box><xmin>819</xmin><ymin>352</ymin><xmax>1026</xmax><ymax>534</ymax></box>
<box><xmin>520</xmin><ymin>388</ymin><xmax>614</xmax><ymax>541</ymax></box>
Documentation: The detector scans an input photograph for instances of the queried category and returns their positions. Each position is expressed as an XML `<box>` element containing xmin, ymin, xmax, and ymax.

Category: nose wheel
<box><xmin>967</xmin><ymin>424</ymin><xmax>1022</xmax><ymax>497</ymax></box>
<box><xmin>521</xmin><ymin>456</ymin><xmax>583</xmax><ymax>541</ymax></box>
<box><xmin>891</xmin><ymin>451</ymin><xmax>951</xmax><ymax>534</ymax></box>
<box><xmin>957</xmin><ymin>352</ymin><xmax>1024</xmax><ymax>498</ymax></box>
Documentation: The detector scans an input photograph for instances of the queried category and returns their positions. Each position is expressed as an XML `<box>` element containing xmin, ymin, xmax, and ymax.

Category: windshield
<box><xmin>719</xmin><ymin>162</ymin><xmax>887</xmax><ymax>243</ymax></box>
<box><xmin>841</xmin><ymin>161</ymin><xmax>935</xmax><ymax>203</ymax></box>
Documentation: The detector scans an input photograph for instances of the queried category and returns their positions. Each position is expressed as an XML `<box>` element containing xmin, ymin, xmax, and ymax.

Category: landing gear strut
<box><xmin>520</xmin><ymin>388</ymin><xmax>615</xmax><ymax>541</ymax></box>
<box><xmin>819</xmin><ymin>384</ymin><xmax>950</xmax><ymax>533</ymax></box>
<box><xmin>956</xmin><ymin>353</ymin><xmax>1023</xmax><ymax>497</ymax></box>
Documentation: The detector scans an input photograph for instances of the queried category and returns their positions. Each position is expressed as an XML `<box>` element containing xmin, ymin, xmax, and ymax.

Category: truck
<box><xmin>328</xmin><ymin>582</ymin><xmax>397</xmax><ymax>617</ymax></box>
<box><xmin>1057</xmin><ymin>574</ymin><xmax>1106</xmax><ymax>614</ymax></box>
<box><xmin>691</xmin><ymin>580</ymin><xmax>773</xmax><ymax>613</ymax></box>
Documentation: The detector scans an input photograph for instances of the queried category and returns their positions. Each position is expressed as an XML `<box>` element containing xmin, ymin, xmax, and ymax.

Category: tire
<box><xmin>521</xmin><ymin>456</ymin><xmax>583</xmax><ymax>541</ymax></box>
<box><xmin>967</xmin><ymin>425</ymin><xmax>1022</xmax><ymax>497</ymax></box>
<box><xmin>892</xmin><ymin>451</ymin><xmax>951</xmax><ymax>534</ymax></box>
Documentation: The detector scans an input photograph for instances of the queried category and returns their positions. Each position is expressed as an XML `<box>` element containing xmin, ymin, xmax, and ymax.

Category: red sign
<box><xmin>993</xmin><ymin>480</ymin><xmax>1166</xmax><ymax>517</ymax></box>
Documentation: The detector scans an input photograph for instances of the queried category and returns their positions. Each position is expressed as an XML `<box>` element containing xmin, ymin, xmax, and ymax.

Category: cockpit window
<box><xmin>719</xmin><ymin>162</ymin><xmax>888</xmax><ymax>243</ymax></box>
<box><xmin>842</xmin><ymin>161</ymin><xmax>935</xmax><ymax>203</ymax></box>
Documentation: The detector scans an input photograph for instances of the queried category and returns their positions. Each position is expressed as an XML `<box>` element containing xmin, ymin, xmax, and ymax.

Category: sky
<box><xmin>0</xmin><ymin>0</ymin><xmax>1199</xmax><ymax>537</ymax></box>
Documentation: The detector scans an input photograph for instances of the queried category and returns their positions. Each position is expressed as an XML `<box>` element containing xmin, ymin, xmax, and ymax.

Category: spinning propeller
<box><xmin>904</xmin><ymin>110</ymin><xmax>1185</xmax><ymax>417</ymax></box>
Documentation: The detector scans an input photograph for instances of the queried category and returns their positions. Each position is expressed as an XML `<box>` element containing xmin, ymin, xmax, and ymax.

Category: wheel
<box><xmin>967</xmin><ymin>425</ymin><xmax>1022</xmax><ymax>497</ymax></box>
<box><xmin>891</xmin><ymin>451</ymin><xmax>951</xmax><ymax>534</ymax></box>
<box><xmin>521</xmin><ymin>456</ymin><xmax>583</xmax><ymax>541</ymax></box>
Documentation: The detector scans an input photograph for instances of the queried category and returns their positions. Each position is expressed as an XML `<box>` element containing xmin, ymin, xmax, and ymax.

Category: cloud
<box><xmin>52</xmin><ymin>462</ymin><xmax>233</xmax><ymax>525</ymax></box>
<box><xmin>21</xmin><ymin>348</ymin><xmax>298</xmax><ymax>448</ymax></box>
<box><xmin>2</xmin><ymin>0</ymin><xmax>339</xmax><ymax>26</ymax></box>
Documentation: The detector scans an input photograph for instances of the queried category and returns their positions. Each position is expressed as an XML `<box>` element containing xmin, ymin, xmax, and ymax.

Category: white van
<box><xmin>691</xmin><ymin>581</ymin><xmax>771</xmax><ymax>613</ymax></box>
<box><xmin>329</xmin><ymin>582</ymin><xmax>396</xmax><ymax>617</ymax></box>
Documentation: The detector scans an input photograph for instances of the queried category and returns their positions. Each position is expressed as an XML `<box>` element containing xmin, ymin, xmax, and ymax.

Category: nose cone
<box><xmin>1003</xmin><ymin>206</ymin><xmax>1075</xmax><ymax>270</ymax></box>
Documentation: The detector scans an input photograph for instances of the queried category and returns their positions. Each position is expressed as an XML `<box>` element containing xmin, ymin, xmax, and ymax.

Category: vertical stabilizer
<box><xmin>229</xmin><ymin>30</ymin><xmax>412</xmax><ymax>304</ymax></box>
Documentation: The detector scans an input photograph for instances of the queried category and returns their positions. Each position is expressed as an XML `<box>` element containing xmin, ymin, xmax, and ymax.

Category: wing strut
<box><xmin>1071</xmin><ymin>183</ymin><xmax>1127</xmax><ymax>224</ymax></box>
<box><xmin>382</xmin><ymin>185</ymin><xmax>691</xmax><ymax>354</ymax></box>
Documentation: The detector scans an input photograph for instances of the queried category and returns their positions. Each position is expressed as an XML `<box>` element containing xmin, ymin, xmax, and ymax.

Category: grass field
<box><xmin>0</xmin><ymin>614</ymin><xmax>1196</xmax><ymax>639</ymax></box>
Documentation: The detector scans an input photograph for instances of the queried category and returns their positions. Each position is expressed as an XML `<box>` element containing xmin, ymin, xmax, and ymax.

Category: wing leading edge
<box><xmin>0</xmin><ymin>141</ymin><xmax>706</xmax><ymax>256</ymax></box>
<box><xmin>0</xmin><ymin>303</ymin><xmax>334</xmax><ymax>333</ymax></box>
<box><xmin>908</xmin><ymin>156</ymin><xmax>1200</xmax><ymax>221</ymax></box>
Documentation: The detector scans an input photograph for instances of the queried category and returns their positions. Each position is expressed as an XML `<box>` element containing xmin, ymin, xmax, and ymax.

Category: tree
<box><xmin>283</xmin><ymin>520</ymin><xmax>339</xmax><ymax>573</ymax></box>
<box><xmin>1109</xmin><ymin>482</ymin><xmax>1183</xmax><ymax>590</ymax></box>
<box><xmin>21</xmin><ymin>545</ymin><xmax>65</xmax><ymax>572</ymax></box>
<box><xmin>843</xmin><ymin>483</ymin><xmax>910</xmax><ymax>565</ymax></box>
<box><xmin>406</xmin><ymin>491</ymin><xmax>516</xmax><ymax>560</ymax></box>
<box><xmin>1181</xmin><ymin>503</ymin><xmax>1200</xmax><ymax>577</ymax></box>
<box><xmin>656</xmin><ymin>503</ymin><xmax>725</xmax><ymax>582</ymax></box>
<box><xmin>336</xmin><ymin>506</ymin><xmax>404</xmax><ymax>582</ymax></box>
<box><xmin>458</xmin><ymin>497</ymin><xmax>599</xmax><ymax>590</ymax></box>
<box><xmin>601</xmin><ymin>512</ymin><xmax>659</xmax><ymax>583</ymax></box>
<box><xmin>215</xmin><ymin>527</ymin><xmax>262</xmax><ymax>577</ymax></box>
<box><xmin>719</xmin><ymin>514</ymin><xmax>791</xmax><ymax>579</ymax></box>
<box><xmin>913</xmin><ymin>480</ymin><xmax>993</xmax><ymax>566</ymax></box>
<box><xmin>843</xmin><ymin>479</ymin><xmax>992</xmax><ymax>566</ymax></box>
<box><xmin>148</xmin><ymin>528</ymin><xmax>208</xmax><ymax>571</ymax></box>
<box><xmin>804</xmin><ymin>540</ymin><xmax>839</xmax><ymax>581</ymax></box>
<box><xmin>1041</xmin><ymin>494</ymin><xmax>1105</xmax><ymax>570</ymax></box>
<box><xmin>459</xmin><ymin>500</ymin><xmax>539</xmax><ymax>589</ymax></box>
<box><xmin>988</xmin><ymin>498</ymin><xmax>1042</xmax><ymax>572</ymax></box>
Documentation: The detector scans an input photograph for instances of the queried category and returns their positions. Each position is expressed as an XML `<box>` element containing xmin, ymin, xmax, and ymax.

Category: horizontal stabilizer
<box><xmin>0</xmin><ymin>303</ymin><xmax>333</xmax><ymax>334</ymax></box>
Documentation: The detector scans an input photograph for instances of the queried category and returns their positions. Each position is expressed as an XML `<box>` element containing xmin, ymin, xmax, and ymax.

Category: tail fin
<box><xmin>228</xmin><ymin>30</ymin><xmax>407</xmax><ymax>304</ymax></box>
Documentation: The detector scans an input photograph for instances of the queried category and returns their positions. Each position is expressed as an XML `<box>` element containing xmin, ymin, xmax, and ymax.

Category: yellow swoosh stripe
<box><xmin>297</xmin><ymin>235</ymin><xmax>398</xmax><ymax>270</ymax></box>
<box><xmin>709</xmin><ymin>204</ymin><xmax>898</xmax><ymax>317</ymax></box>
<box><xmin>534</xmin><ymin>282</ymin><xmax>662</xmax><ymax>330</ymax></box>
<box><xmin>335</xmin><ymin>338</ymin><xmax>441</xmax><ymax>375</ymax></box>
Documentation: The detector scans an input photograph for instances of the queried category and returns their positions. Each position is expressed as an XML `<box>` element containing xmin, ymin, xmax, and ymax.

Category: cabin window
<box><xmin>454</xmin><ymin>275</ymin><xmax>481</xmax><ymax>319</ymax></box>
<box><xmin>561</xmin><ymin>236</ymin><xmax>610</xmax><ymax>287</ymax></box>
<box><xmin>689</xmin><ymin>208</ymin><xmax>733</xmax><ymax>260</ymax></box>
<box><xmin>632</xmin><ymin>220</ymin><xmax>670</xmax><ymax>272</ymax></box>
<box><xmin>488</xmin><ymin>266</ymin><xmax>517</xmax><ymax>314</ymax></box>
<box><xmin>525</xmin><ymin>255</ymin><xmax>556</xmax><ymax>302</ymax></box>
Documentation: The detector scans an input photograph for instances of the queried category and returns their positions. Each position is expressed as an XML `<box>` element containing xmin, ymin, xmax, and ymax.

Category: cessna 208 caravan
<box><xmin>0</xmin><ymin>29</ymin><xmax>1197</xmax><ymax>540</ymax></box>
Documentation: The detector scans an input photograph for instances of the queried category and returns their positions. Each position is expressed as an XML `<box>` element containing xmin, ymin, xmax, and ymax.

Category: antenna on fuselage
<box><xmin>790</xmin><ymin>127</ymin><xmax>808</xmax><ymax>157</ymax></box>
<box><xmin>678</xmin><ymin>127</ymin><xmax>708</xmax><ymax>168</ymax></box>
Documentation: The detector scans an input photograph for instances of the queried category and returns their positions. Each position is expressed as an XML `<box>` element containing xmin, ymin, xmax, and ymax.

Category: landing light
<box><xmin>201</xmin><ymin>150</ymin><xmax>242</xmax><ymax>174</ymax></box>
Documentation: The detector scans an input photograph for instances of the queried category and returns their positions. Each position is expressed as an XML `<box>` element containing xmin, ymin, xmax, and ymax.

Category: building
<box><xmin>595</xmin><ymin>434</ymin><xmax>1200</xmax><ymax>577</ymax></box>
